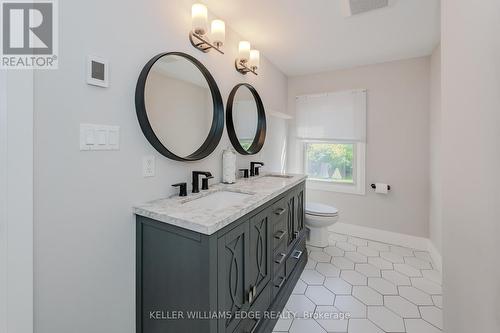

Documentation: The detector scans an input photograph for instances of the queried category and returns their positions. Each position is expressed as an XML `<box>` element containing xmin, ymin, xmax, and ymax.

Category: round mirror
<box><xmin>135</xmin><ymin>52</ymin><xmax>224</xmax><ymax>161</ymax></box>
<box><xmin>226</xmin><ymin>84</ymin><xmax>266</xmax><ymax>155</ymax></box>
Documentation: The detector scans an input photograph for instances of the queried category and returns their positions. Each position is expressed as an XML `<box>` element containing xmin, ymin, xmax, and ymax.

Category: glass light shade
<box><xmin>249</xmin><ymin>50</ymin><xmax>260</xmax><ymax>69</ymax></box>
<box><xmin>211</xmin><ymin>20</ymin><xmax>225</xmax><ymax>46</ymax></box>
<box><xmin>192</xmin><ymin>3</ymin><xmax>208</xmax><ymax>35</ymax></box>
<box><xmin>238</xmin><ymin>41</ymin><xmax>251</xmax><ymax>63</ymax></box>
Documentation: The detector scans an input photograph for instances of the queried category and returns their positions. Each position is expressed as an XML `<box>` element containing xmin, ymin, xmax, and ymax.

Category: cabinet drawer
<box><xmin>273</xmin><ymin>239</ymin><xmax>287</xmax><ymax>273</ymax></box>
<box><xmin>286</xmin><ymin>237</ymin><xmax>306</xmax><ymax>278</ymax></box>
<box><xmin>270</xmin><ymin>197</ymin><xmax>287</xmax><ymax>223</ymax></box>
<box><xmin>272</xmin><ymin>264</ymin><xmax>286</xmax><ymax>300</ymax></box>
<box><xmin>272</xmin><ymin>217</ymin><xmax>287</xmax><ymax>250</ymax></box>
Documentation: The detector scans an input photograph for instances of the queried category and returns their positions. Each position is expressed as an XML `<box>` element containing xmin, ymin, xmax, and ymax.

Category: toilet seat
<box><xmin>305</xmin><ymin>202</ymin><xmax>338</xmax><ymax>217</ymax></box>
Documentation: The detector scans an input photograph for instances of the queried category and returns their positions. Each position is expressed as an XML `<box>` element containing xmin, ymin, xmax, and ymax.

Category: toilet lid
<box><xmin>306</xmin><ymin>202</ymin><xmax>338</xmax><ymax>217</ymax></box>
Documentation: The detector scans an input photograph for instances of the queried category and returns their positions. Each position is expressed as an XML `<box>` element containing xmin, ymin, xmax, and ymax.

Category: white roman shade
<box><xmin>296</xmin><ymin>89</ymin><xmax>367</xmax><ymax>142</ymax></box>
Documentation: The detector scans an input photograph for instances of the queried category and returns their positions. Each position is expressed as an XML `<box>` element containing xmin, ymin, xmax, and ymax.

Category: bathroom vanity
<box><xmin>134</xmin><ymin>174</ymin><xmax>307</xmax><ymax>333</ymax></box>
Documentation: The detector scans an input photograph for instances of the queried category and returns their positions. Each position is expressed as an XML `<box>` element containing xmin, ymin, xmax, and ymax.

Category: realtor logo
<box><xmin>1</xmin><ymin>0</ymin><xmax>58</xmax><ymax>69</ymax></box>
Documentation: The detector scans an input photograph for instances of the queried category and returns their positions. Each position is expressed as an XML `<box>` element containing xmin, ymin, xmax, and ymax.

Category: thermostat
<box><xmin>87</xmin><ymin>56</ymin><xmax>109</xmax><ymax>87</ymax></box>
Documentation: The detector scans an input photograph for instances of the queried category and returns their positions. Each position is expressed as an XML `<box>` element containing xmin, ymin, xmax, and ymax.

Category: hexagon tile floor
<box><xmin>273</xmin><ymin>232</ymin><xmax>442</xmax><ymax>333</ymax></box>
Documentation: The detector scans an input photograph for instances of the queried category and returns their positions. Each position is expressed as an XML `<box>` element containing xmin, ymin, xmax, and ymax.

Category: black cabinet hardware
<box><xmin>371</xmin><ymin>183</ymin><xmax>391</xmax><ymax>191</ymax></box>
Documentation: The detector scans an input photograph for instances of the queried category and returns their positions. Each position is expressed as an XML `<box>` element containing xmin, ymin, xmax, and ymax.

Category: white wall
<box><xmin>429</xmin><ymin>45</ymin><xmax>442</xmax><ymax>255</ymax></box>
<box><xmin>287</xmin><ymin>57</ymin><xmax>431</xmax><ymax>238</ymax></box>
<box><xmin>32</xmin><ymin>0</ymin><xmax>287</xmax><ymax>332</ymax></box>
<box><xmin>0</xmin><ymin>70</ymin><xmax>34</xmax><ymax>333</ymax></box>
<box><xmin>441</xmin><ymin>0</ymin><xmax>500</xmax><ymax>331</ymax></box>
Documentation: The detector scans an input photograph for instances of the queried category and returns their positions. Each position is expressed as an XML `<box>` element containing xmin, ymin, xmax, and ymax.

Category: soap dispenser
<box><xmin>222</xmin><ymin>148</ymin><xmax>236</xmax><ymax>184</ymax></box>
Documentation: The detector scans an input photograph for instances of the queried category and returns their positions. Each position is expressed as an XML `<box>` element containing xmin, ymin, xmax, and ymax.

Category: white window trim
<box><xmin>303</xmin><ymin>140</ymin><xmax>366</xmax><ymax>195</ymax></box>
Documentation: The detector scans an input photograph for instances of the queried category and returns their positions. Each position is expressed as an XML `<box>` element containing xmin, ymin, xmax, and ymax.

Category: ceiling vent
<box><xmin>342</xmin><ymin>0</ymin><xmax>393</xmax><ymax>17</ymax></box>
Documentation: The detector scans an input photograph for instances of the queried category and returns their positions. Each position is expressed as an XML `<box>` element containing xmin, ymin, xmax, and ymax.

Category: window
<box><xmin>305</xmin><ymin>142</ymin><xmax>355</xmax><ymax>183</ymax></box>
<box><xmin>239</xmin><ymin>139</ymin><xmax>253</xmax><ymax>151</ymax></box>
<box><xmin>296</xmin><ymin>89</ymin><xmax>367</xmax><ymax>194</ymax></box>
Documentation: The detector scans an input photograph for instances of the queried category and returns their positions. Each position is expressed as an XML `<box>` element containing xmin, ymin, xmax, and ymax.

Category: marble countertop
<box><xmin>133</xmin><ymin>173</ymin><xmax>307</xmax><ymax>235</ymax></box>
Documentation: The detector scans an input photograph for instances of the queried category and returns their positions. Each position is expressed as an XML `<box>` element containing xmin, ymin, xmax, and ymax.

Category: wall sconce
<box><xmin>189</xmin><ymin>3</ymin><xmax>225</xmax><ymax>54</ymax></box>
<box><xmin>235</xmin><ymin>41</ymin><xmax>259</xmax><ymax>75</ymax></box>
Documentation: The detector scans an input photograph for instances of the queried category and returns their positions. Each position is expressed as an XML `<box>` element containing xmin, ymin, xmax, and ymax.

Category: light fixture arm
<box><xmin>235</xmin><ymin>59</ymin><xmax>258</xmax><ymax>75</ymax></box>
<box><xmin>189</xmin><ymin>31</ymin><xmax>224</xmax><ymax>54</ymax></box>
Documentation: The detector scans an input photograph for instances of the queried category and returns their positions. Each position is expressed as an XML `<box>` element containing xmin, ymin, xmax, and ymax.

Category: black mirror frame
<box><xmin>226</xmin><ymin>83</ymin><xmax>267</xmax><ymax>155</ymax></box>
<box><xmin>135</xmin><ymin>52</ymin><xmax>224</xmax><ymax>162</ymax></box>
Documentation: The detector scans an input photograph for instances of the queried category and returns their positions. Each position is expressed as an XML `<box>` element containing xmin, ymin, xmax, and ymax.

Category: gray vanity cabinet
<box><xmin>136</xmin><ymin>181</ymin><xmax>306</xmax><ymax>333</ymax></box>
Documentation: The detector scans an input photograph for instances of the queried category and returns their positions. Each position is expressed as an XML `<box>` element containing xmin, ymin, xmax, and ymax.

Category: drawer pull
<box><xmin>275</xmin><ymin>252</ymin><xmax>286</xmax><ymax>264</ymax></box>
<box><xmin>274</xmin><ymin>230</ymin><xmax>286</xmax><ymax>240</ymax></box>
<box><xmin>248</xmin><ymin>287</ymin><xmax>254</xmax><ymax>303</ymax></box>
<box><xmin>275</xmin><ymin>276</ymin><xmax>286</xmax><ymax>289</ymax></box>
<box><xmin>292</xmin><ymin>250</ymin><xmax>303</xmax><ymax>260</ymax></box>
<box><xmin>274</xmin><ymin>208</ymin><xmax>286</xmax><ymax>216</ymax></box>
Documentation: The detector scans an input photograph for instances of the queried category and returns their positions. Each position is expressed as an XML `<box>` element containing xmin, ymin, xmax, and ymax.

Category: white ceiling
<box><xmin>205</xmin><ymin>0</ymin><xmax>440</xmax><ymax>76</ymax></box>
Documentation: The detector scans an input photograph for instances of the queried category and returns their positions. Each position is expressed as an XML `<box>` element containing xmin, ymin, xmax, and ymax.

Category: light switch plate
<box><xmin>80</xmin><ymin>124</ymin><xmax>120</xmax><ymax>151</ymax></box>
<box><xmin>142</xmin><ymin>156</ymin><xmax>155</xmax><ymax>177</ymax></box>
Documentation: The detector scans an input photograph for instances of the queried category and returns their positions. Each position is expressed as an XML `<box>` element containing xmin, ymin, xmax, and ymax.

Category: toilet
<box><xmin>305</xmin><ymin>202</ymin><xmax>339</xmax><ymax>247</ymax></box>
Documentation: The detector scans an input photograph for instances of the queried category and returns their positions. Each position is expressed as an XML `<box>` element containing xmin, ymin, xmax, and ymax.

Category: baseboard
<box><xmin>427</xmin><ymin>241</ymin><xmax>442</xmax><ymax>272</ymax></box>
<box><xmin>330</xmin><ymin>223</ymin><xmax>428</xmax><ymax>251</ymax></box>
<box><xmin>330</xmin><ymin>223</ymin><xmax>442</xmax><ymax>272</ymax></box>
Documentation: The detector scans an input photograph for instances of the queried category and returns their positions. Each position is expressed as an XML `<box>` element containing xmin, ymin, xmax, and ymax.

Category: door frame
<box><xmin>0</xmin><ymin>70</ymin><xmax>34</xmax><ymax>333</ymax></box>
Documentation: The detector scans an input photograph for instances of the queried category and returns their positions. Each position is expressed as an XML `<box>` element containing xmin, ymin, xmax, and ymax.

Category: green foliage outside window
<box><xmin>239</xmin><ymin>139</ymin><xmax>253</xmax><ymax>151</ymax></box>
<box><xmin>305</xmin><ymin>143</ymin><xmax>354</xmax><ymax>183</ymax></box>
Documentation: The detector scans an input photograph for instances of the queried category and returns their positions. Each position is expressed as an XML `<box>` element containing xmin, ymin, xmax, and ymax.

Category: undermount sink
<box><xmin>182</xmin><ymin>190</ymin><xmax>253</xmax><ymax>210</ymax></box>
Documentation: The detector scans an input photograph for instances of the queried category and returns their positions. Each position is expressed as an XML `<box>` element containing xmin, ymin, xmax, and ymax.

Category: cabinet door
<box><xmin>248</xmin><ymin>209</ymin><xmax>271</xmax><ymax>302</ymax></box>
<box><xmin>295</xmin><ymin>187</ymin><xmax>305</xmax><ymax>236</ymax></box>
<box><xmin>218</xmin><ymin>222</ymin><xmax>250</xmax><ymax>333</ymax></box>
<box><xmin>286</xmin><ymin>194</ymin><xmax>295</xmax><ymax>246</ymax></box>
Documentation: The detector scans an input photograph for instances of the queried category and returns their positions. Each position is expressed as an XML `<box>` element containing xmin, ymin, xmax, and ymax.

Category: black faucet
<box><xmin>192</xmin><ymin>171</ymin><xmax>212</xmax><ymax>193</ymax></box>
<box><xmin>250</xmin><ymin>162</ymin><xmax>264</xmax><ymax>177</ymax></box>
<box><xmin>239</xmin><ymin>168</ymin><xmax>250</xmax><ymax>178</ymax></box>
<box><xmin>172</xmin><ymin>182</ymin><xmax>187</xmax><ymax>197</ymax></box>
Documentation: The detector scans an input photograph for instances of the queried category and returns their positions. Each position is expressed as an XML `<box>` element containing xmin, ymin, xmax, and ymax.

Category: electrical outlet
<box><xmin>142</xmin><ymin>156</ymin><xmax>155</xmax><ymax>177</ymax></box>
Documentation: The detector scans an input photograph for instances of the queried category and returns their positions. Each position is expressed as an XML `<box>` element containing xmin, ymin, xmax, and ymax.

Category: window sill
<box><xmin>307</xmin><ymin>179</ymin><xmax>366</xmax><ymax>195</ymax></box>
